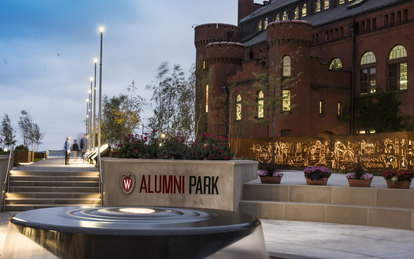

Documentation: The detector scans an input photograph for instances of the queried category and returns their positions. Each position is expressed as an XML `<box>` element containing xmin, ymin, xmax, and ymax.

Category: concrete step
<box><xmin>5</xmin><ymin>204</ymin><xmax>100</xmax><ymax>211</ymax></box>
<box><xmin>242</xmin><ymin>183</ymin><xmax>414</xmax><ymax>209</ymax></box>
<box><xmin>239</xmin><ymin>200</ymin><xmax>414</xmax><ymax>230</ymax></box>
<box><xmin>6</xmin><ymin>192</ymin><xmax>100</xmax><ymax>199</ymax></box>
<box><xmin>10</xmin><ymin>170</ymin><xmax>99</xmax><ymax>177</ymax></box>
<box><xmin>9</xmin><ymin>180</ymin><xmax>99</xmax><ymax>187</ymax></box>
<box><xmin>5</xmin><ymin>197</ymin><xmax>101</xmax><ymax>205</ymax></box>
<box><xmin>9</xmin><ymin>175</ymin><xmax>99</xmax><ymax>182</ymax></box>
<box><xmin>8</xmin><ymin>186</ymin><xmax>99</xmax><ymax>193</ymax></box>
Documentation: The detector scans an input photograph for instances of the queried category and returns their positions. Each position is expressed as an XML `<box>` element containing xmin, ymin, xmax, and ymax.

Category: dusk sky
<box><xmin>0</xmin><ymin>0</ymin><xmax>241</xmax><ymax>150</ymax></box>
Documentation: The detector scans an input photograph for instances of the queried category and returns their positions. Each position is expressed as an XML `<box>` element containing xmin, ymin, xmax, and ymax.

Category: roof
<box><xmin>240</xmin><ymin>0</ymin><xmax>408</xmax><ymax>46</ymax></box>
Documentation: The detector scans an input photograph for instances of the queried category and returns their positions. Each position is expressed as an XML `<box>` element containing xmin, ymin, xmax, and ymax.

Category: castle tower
<box><xmin>205</xmin><ymin>42</ymin><xmax>244</xmax><ymax>136</ymax></box>
<box><xmin>266</xmin><ymin>20</ymin><xmax>314</xmax><ymax>136</ymax></box>
<box><xmin>238</xmin><ymin>0</ymin><xmax>254</xmax><ymax>24</ymax></box>
<box><xmin>194</xmin><ymin>24</ymin><xmax>240</xmax><ymax>136</ymax></box>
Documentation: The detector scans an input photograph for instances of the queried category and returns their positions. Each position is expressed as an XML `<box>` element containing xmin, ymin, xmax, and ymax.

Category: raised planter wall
<box><xmin>0</xmin><ymin>156</ymin><xmax>9</xmax><ymax>212</ymax></box>
<box><xmin>102</xmin><ymin>158</ymin><xmax>258</xmax><ymax>211</ymax></box>
<box><xmin>14</xmin><ymin>151</ymin><xmax>32</xmax><ymax>163</ymax></box>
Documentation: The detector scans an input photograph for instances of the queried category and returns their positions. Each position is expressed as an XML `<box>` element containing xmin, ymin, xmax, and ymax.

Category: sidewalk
<box><xmin>1</xmin><ymin>160</ymin><xmax>413</xmax><ymax>258</ymax></box>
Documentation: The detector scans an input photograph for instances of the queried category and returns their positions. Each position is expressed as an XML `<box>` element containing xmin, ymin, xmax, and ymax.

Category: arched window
<box><xmin>315</xmin><ymin>0</ymin><xmax>321</xmax><ymax>13</ymax></box>
<box><xmin>294</xmin><ymin>7</ymin><xmax>299</xmax><ymax>19</ymax></box>
<box><xmin>257</xmin><ymin>20</ymin><xmax>262</xmax><ymax>31</ymax></box>
<box><xmin>205</xmin><ymin>84</ymin><xmax>209</xmax><ymax>112</ymax></box>
<box><xmin>302</xmin><ymin>4</ymin><xmax>307</xmax><ymax>17</ymax></box>
<box><xmin>324</xmin><ymin>0</ymin><xmax>329</xmax><ymax>9</ymax></box>
<box><xmin>282</xmin><ymin>11</ymin><xmax>288</xmax><ymax>21</ymax></box>
<box><xmin>257</xmin><ymin>91</ymin><xmax>264</xmax><ymax>119</ymax></box>
<box><xmin>388</xmin><ymin>45</ymin><xmax>408</xmax><ymax>91</ymax></box>
<box><xmin>275</xmin><ymin>13</ymin><xmax>280</xmax><ymax>21</ymax></box>
<box><xmin>264</xmin><ymin>17</ymin><xmax>269</xmax><ymax>29</ymax></box>
<box><xmin>329</xmin><ymin>58</ymin><xmax>343</xmax><ymax>70</ymax></box>
<box><xmin>236</xmin><ymin>94</ymin><xmax>242</xmax><ymax>121</ymax></box>
<box><xmin>282</xmin><ymin>56</ymin><xmax>291</xmax><ymax>77</ymax></box>
<box><xmin>360</xmin><ymin>51</ymin><xmax>377</xmax><ymax>94</ymax></box>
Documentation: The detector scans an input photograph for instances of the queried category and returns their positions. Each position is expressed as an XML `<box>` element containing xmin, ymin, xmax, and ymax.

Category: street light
<box><xmin>85</xmin><ymin>98</ymin><xmax>89</xmax><ymax>136</ymax></box>
<box><xmin>89</xmin><ymin>77</ymin><xmax>93</xmax><ymax>150</ymax></box>
<box><xmin>93</xmin><ymin>58</ymin><xmax>98</xmax><ymax>150</ymax></box>
<box><xmin>98</xmin><ymin>26</ymin><xmax>104</xmax><ymax>172</ymax></box>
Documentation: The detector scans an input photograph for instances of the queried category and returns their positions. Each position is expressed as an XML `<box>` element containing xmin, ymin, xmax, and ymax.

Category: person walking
<box><xmin>64</xmin><ymin>137</ymin><xmax>71</xmax><ymax>165</ymax></box>
<box><xmin>80</xmin><ymin>134</ymin><xmax>88</xmax><ymax>159</ymax></box>
<box><xmin>72</xmin><ymin>140</ymin><xmax>80</xmax><ymax>162</ymax></box>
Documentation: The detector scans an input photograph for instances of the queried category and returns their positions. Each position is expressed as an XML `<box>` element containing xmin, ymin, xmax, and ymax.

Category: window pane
<box><xmin>329</xmin><ymin>58</ymin><xmax>343</xmax><ymax>70</ymax></box>
<box><xmin>315</xmin><ymin>0</ymin><xmax>321</xmax><ymax>13</ymax></box>
<box><xmin>388</xmin><ymin>63</ymin><xmax>399</xmax><ymax>91</ymax></box>
<box><xmin>282</xmin><ymin>11</ymin><xmax>288</xmax><ymax>20</ymax></box>
<box><xmin>319</xmin><ymin>100</ymin><xmax>324</xmax><ymax>115</ymax></box>
<box><xmin>236</xmin><ymin>94</ymin><xmax>242</xmax><ymax>120</ymax></box>
<box><xmin>324</xmin><ymin>0</ymin><xmax>329</xmax><ymax>9</ymax></box>
<box><xmin>282</xmin><ymin>90</ymin><xmax>291</xmax><ymax>111</ymax></box>
<box><xmin>337</xmin><ymin>102</ymin><xmax>342</xmax><ymax>116</ymax></box>
<box><xmin>302</xmin><ymin>4</ymin><xmax>307</xmax><ymax>17</ymax></box>
<box><xmin>258</xmin><ymin>91</ymin><xmax>264</xmax><ymax>119</ymax></box>
<box><xmin>283</xmin><ymin>56</ymin><xmax>291</xmax><ymax>77</ymax></box>
<box><xmin>206</xmin><ymin>84</ymin><xmax>209</xmax><ymax>112</ymax></box>
<box><xmin>389</xmin><ymin>45</ymin><xmax>407</xmax><ymax>60</ymax></box>
<box><xmin>400</xmin><ymin>62</ymin><xmax>408</xmax><ymax>90</ymax></box>
<box><xmin>369</xmin><ymin>68</ymin><xmax>376</xmax><ymax>93</ymax></box>
<box><xmin>360</xmin><ymin>69</ymin><xmax>368</xmax><ymax>94</ymax></box>
<box><xmin>294</xmin><ymin>7</ymin><xmax>299</xmax><ymax>19</ymax></box>
<box><xmin>361</xmin><ymin>51</ymin><xmax>376</xmax><ymax>65</ymax></box>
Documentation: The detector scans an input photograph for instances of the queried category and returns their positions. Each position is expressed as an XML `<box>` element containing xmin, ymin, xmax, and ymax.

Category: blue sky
<box><xmin>0</xmin><ymin>0</ymin><xmax>238</xmax><ymax>150</ymax></box>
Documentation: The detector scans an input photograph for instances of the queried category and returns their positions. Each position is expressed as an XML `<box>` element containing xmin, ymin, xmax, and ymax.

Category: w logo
<box><xmin>120</xmin><ymin>172</ymin><xmax>136</xmax><ymax>195</ymax></box>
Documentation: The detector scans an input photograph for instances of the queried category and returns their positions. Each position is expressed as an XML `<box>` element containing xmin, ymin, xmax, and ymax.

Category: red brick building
<box><xmin>194</xmin><ymin>0</ymin><xmax>413</xmax><ymax>139</ymax></box>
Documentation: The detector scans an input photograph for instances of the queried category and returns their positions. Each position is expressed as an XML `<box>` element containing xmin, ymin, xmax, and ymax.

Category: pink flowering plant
<box><xmin>383</xmin><ymin>170</ymin><xmax>414</xmax><ymax>184</ymax></box>
<box><xmin>257</xmin><ymin>163</ymin><xmax>284</xmax><ymax>177</ymax></box>
<box><xmin>114</xmin><ymin>130</ymin><xmax>159</xmax><ymax>159</ymax></box>
<box><xmin>346</xmin><ymin>164</ymin><xmax>373</xmax><ymax>180</ymax></box>
<box><xmin>303</xmin><ymin>166</ymin><xmax>332</xmax><ymax>180</ymax></box>
<box><xmin>158</xmin><ymin>133</ymin><xmax>189</xmax><ymax>159</ymax></box>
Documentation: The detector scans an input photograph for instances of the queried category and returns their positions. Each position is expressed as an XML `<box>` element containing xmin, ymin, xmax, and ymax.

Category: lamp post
<box><xmin>89</xmin><ymin>77</ymin><xmax>93</xmax><ymax>151</ymax></box>
<box><xmin>93</xmin><ymin>58</ymin><xmax>98</xmax><ymax>150</ymax></box>
<box><xmin>85</xmin><ymin>98</ymin><xmax>89</xmax><ymax>136</ymax></box>
<box><xmin>98</xmin><ymin>26</ymin><xmax>104</xmax><ymax>171</ymax></box>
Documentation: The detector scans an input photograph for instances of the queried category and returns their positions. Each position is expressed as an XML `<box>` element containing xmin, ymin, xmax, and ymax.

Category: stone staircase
<box><xmin>239</xmin><ymin>182</ymin><xmax>414</xmax><ymax>230</ymax></box>
<box><xmin>5</xmin><ymin>168</ymin><xmax>101</xmax><ymax>211</ymax></box>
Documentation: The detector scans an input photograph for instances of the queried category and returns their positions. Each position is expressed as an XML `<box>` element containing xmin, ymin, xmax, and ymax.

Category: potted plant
<box><xmin>346</xmin><ymin>164</ymin><xmax>373</xmax><ymax>187</ymax></box>
<box><xmin>304</xmin><ymin>166</ymin><xmax>331</xmax><ymax>185</ymax></box>
<box><xmin>257</xmin><ymin>163</ymin><xmax>284</xmax><ymax>184</ymax></box>
<box><xmin>382</xmin><ymin>170</ymin><xmax>413</xmax><ymax>189</ymax></box>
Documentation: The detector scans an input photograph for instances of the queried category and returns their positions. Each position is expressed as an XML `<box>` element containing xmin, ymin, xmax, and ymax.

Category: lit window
<box><xmin>294</xmin><ymin>7</ymin><xmax>299</xmax><ymax>19</ymax></box>
<box><xmin>282</xmin><ymin>90</ymin><xmax>291</xmax><ymax>111</ymax></box>
<box><xmin>205</xmin><ymin>84</ymin><xmax>209</xmax><ymax>112</ymax></box>
<box><xmin>329</xmin><ymin>58</ymin><xmax>343</xmax><ymax>70</ymax></box>
<box><xmin>324</xmin><ymin>0</ymin><xmax>329</xmax><ymax>9</ymax></box>
<box><xmin>236</xmin><ymin>94</ymin><xmax>242</xmax><ymax>120</ymax></box>
<box><xmin>337</xmin><ymin>102</ymin><xmax>342</xmax><ymax>116</ymax></box>
<box><xmin>257</xmin><ymin>91</ymin><xmax>264</xmax><ymax>119</ymax></box>
<box><xmin>361</xmin><ymin>51</ymin><xmax>376</xmax><ymax>65</ymax></box>
<box><xmin>359</xmin><ymin>130</ymin><xmax>366</xmax><ymax>135</ymax></box>
<box><xmin>302</xmin><ymin>4</ymin><xmax>307</xmax><ymax>17</ymax></box>
<box><xmin>257</xmin><ymin>20</ymin><xmax>262</xmax><ymax>31</ymax></box>
<box><xmin>319</xmin><ymin>100</ymin><xmax>324</xmax><ymax>115</ymax></box>
<box><xmin>388</xmin><ymin>45</ymin><xmax>408</xmax><ymax>91</ymax></box>
<box><xmin>275</xmin><ymin>14</ymin><xmax>280</xmax><ymax>21</ymax></box>
<box><xmin>202</xmin><ymin>60</ymin><xmax>206</xmax><ymax>70</ymax></box>
<box><xmin>360</xmin><ymin>51</ymin><xmax>377</xmax><ymax>94</ymax></box>
<box><xmin>282</xmin><ymin>11</ymin><xmax>288</xmax><ymax>21</ymax></box>
<box><xmin>338</xmin><ymin>0</ymin><xmax>345</xmax><ymax>4</ymax></box>
<box><xmin>264</xmin><ymin>18</ymin><xmax>268</xmax><ymax>29</ymax></box>
<box><xmin>315</xmin><ymin>0</ymin><xmax>321</xmax><ymax>13</ymax></box>
<box><xmin>282</xmin><ymin>56</ymin><xmax>291</xmax><ymax>77</ymax></box>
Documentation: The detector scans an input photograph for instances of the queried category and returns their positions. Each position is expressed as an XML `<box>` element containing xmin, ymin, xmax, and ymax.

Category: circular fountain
<box><xmin>3</xmin><ymin>206</ymin><xmax>267</xmax><ymax>259</ymax></box>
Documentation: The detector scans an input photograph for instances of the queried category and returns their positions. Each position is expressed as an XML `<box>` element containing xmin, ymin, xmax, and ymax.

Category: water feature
<box><xmin>3</xmin><ymin>206</ymin><xmax>267</xmax><ymax>258</ymax></box>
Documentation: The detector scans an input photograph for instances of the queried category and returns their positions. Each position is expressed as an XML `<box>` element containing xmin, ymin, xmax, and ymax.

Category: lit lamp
<box><xmin>89</xmin><ymin>77</ymin><xmax>93</xmax><ymax>150</ymax></box>
<box><xmin>93</xmin><ymin>58</ymin><xmax>98</xmax><ymax>150</ymax></box>
<box><xmin>85</xmin><ymin>98</ymin><xmax>89</xmax><ymax>136</ymax></box>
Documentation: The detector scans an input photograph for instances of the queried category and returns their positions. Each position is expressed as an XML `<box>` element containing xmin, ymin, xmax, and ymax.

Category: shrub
<box><xmin>15</xmin><ymin>145</ymin><xmax>29</xmax><ymax>152</ymax></box>
<box><xmin>383</xmin><ymin>170</ymin><xmax>414</xmax><ymax>183</ymax></box>
<box><xmin>188</xmin><ymin>133</ymin><xmax>233</xmax><ymax>160</ymax></box>
<box><xmin>303</xmin><ymin>166</ymin><xmax>332</xmax><ymax>180</ymax></box>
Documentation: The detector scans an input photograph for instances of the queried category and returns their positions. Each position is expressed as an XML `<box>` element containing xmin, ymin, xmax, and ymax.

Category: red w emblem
<box><xmin>120</xmin><ymin>172</ymin><xmax>135</xmax><ymax>195</ymax></box>
<box><xmin>123</xmin><ymin>177</ymin><xmax>132</xmax><ymax>192</ymax></box>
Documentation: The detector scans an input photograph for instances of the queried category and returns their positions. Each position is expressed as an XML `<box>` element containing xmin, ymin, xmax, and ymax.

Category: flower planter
<box><xmin>259</xmin><ymin>176</ymin><xmax>282</xmax><ymax>184</ymax></box>
<box><xmin>386</xmin><ymin>180</ymin><xmax>411</xmax><ymax>189</ymax></box>
<box><xmin>347</xmin><ymin>179</ymin><xmax>372</xmax><ymax>187</ymax></box>
<box><xmin>306</xmin><ymin>177</ymin><xmax>328</xmax><ymax>185</ymax></box>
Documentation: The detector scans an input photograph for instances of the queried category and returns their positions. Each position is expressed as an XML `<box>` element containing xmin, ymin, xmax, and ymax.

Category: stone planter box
<box><xmin>34</xmin><ymin>152</ymin><xmax>47</xmax><ymax>159</ymax></box>
<box><xmin>101</xmin><ymin>158</ymin><xmax>258</xmax><ymax>211</ymax></box>
<box><xmin>14</xmin><ymin>151</ymin><xmax>32</xmax><ymax>163</ymax></box>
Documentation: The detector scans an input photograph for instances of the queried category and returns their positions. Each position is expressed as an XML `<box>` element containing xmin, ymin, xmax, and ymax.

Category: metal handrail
<box><xmin>98</xmin><ymin>152</ymin><xmax>103</xmax><ymax>205</ymax></box>
<box><xmin>2</xmin><ymin>144</ymin><xmax>14</xmax><ymax>212</ymax></box>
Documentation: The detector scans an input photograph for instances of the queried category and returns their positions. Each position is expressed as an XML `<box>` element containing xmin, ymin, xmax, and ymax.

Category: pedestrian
<box><xmin>72</xmin><ymin>140</ymin><xmax>80</xmax><ymax>161</ymax></box>
<box><xmin>80</xmin><ymin>134</ymin><xmax>88</xmax><ymax>159</ymax></box>
<box><xmin>64</xmin><ymin>137</ymin><xmax>71</xmax><ymax>165</ymax></box>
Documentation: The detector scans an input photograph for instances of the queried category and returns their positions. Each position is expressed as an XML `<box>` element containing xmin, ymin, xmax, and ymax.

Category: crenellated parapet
<box><xmin>205</xmin><ymin>42</ymin><xmax>244</xmax><ymax>64</ymax></box>
<box><xmin>194</xmin><ymin>23</ymin><xmax>240</xmax><ymax>48</ymax></box>
<box><xmin>266</xmin><ymin>20</ymin><xmax>313</xmax><ymax>48</ymax></box>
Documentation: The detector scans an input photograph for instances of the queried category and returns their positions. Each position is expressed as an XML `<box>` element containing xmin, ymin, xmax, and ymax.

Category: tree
<box><xmin>147</xmin><ymin>62</ymin><xmax>195</xmax><ymax>140</ymax></box>
<box><xmin>340</xmin><ymin>90</ymin><xmax>414</xmax><ymax>133</ymax></box>
<box><xmin>31</xmin><ymin>123</ymin><xmax>44</xmax><ymax>151</ymax></box>
<box><xmin>18</xmin><ymin>110</ymin><xmax>33</xmax><ymax>147</ymax></box>
<box><xmin>102</xmin><ymin>81</ymin><xmax>145</xmax><ymax>146</ymax></box>
<box><xmin>1</xmin><ymin>114</ymin><xmax>16</xmax><ymax>149</ymax></box>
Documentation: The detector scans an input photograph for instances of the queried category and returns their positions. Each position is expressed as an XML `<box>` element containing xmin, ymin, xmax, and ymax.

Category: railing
<box><xmin>2</xmin><ymin>145</ymin><xmax>14</xmax><ymax>212</ymax></box>
<box><xmin>98</xmin><ymin>152</ymin><xmax>103</xmax><ymax>205</ymax></box>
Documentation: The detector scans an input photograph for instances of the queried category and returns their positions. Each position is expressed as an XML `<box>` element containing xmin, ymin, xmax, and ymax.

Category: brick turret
<box><xmin>194</xmin><ymin>24</ymin><xmax>240</xmax><ymax>136</ymax></box>
<box><xmin>266</xmin><ymin>20</ymin><xmax>314</xmax><ymax>136</ymax></box>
